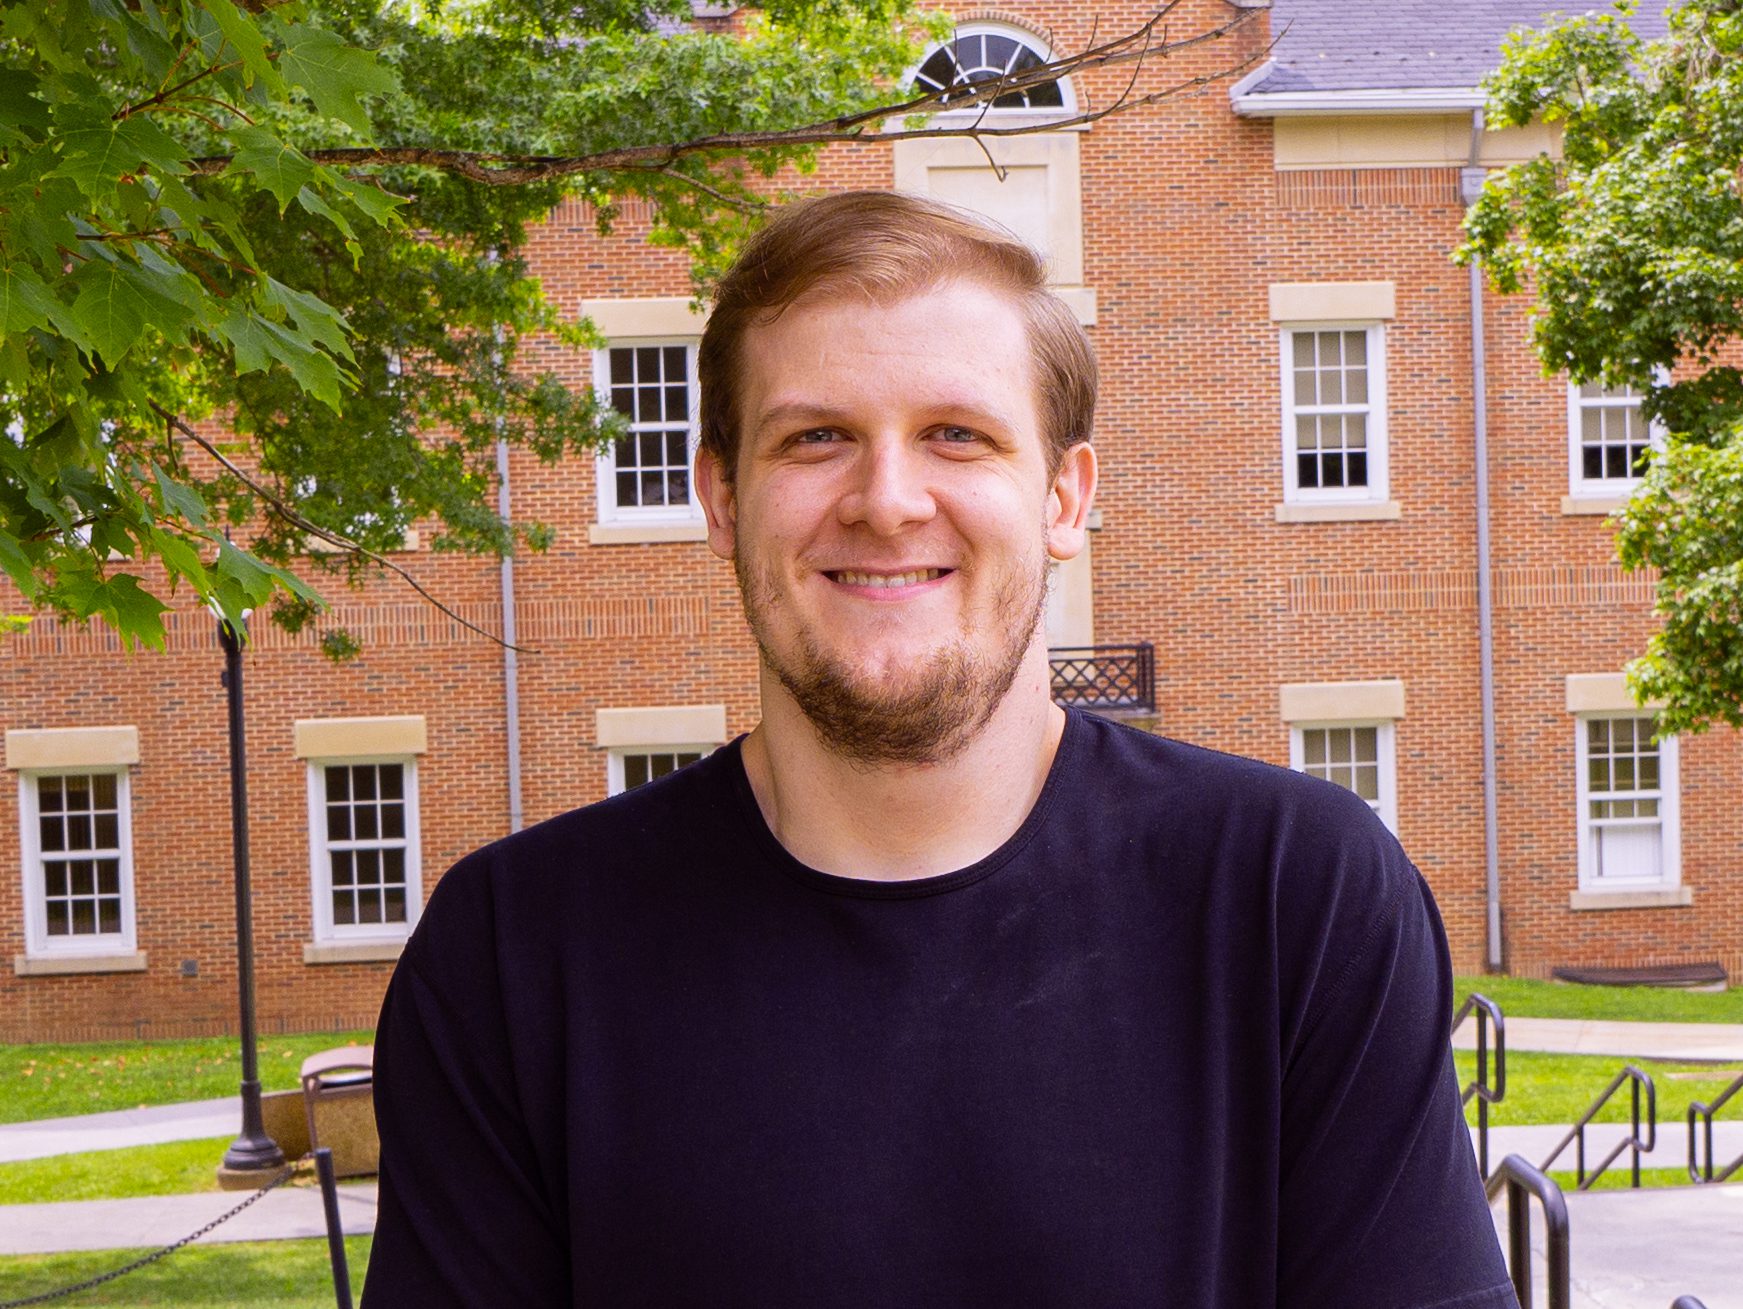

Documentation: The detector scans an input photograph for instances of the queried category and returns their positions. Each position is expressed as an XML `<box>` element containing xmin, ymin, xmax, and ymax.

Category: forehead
<box><xmin>736</xmin><ymin>279</ymin><xmax>1037</xmax><ymax>431</ymax></box>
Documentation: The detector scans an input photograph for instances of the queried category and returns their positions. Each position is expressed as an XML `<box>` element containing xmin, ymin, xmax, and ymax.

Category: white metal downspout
<box><xmin>1462</xmin><ymin>112</ymin><xmax>1503</xmax><ymax>969</ymax></box>
<box><xmin>497</xmin><ymin>436</ymin><xmax>523</xmax><ymax>834</ymax></box>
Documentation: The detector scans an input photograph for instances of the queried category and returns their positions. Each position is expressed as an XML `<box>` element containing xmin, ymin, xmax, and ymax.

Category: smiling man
<box><xmin>364</xmin><ymin>193</ymin><xmax>1512</xmax><ymax>1307</ymax></box>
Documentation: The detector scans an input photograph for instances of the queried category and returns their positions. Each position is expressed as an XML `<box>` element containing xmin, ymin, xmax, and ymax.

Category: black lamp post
<box><xmin>218</xmin><ymin>612</ymin><xmax>284</xmax><ymax>1175</ymax></box>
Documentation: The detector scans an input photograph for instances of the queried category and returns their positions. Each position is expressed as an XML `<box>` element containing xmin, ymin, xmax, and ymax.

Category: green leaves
<box><xmin>233</xmin><ymin>127</ymin><xmax>315</xmax><ymax>210</ymax></box>
<box><xmin>1461</xmin><ymin>0</ymin><xmax>1743</xmax><ymax>730</ymax></box>
<box><xmin>272</xmin><ymin>23</ymin><xmax>398</xmax><ymax>137</ymax></box>
<box><xmin>1</xmin><ymin>0</ymin><xmax>931</xmax><ymax>657</ymax></box>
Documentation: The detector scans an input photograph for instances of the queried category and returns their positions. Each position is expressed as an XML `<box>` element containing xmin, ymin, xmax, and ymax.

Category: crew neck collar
<box><xmin>723</xmin><ymin>707</ymin><xmax>1083</xmax><ymax>900</ymax></box>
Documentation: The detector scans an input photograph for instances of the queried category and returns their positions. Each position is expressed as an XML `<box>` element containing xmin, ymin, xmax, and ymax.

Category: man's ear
<box><xmin>1045</xmin><ymin>441</ymin><xmax>1097</xmax><ymax>562</ymax></box>
<box><xmin>696</xmin><ymin>446</ymin><xmax>737</xmax><ymax>561</ymax></box>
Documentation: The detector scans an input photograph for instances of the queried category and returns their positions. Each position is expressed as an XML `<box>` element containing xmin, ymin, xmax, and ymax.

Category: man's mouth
<box><xmin>828</xmin><ymin>568</ymin><xmax>949</xmax><ymax>589</ymax></box>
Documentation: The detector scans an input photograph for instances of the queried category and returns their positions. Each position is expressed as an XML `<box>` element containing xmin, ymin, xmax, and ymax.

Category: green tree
<box><xmin>1458</xmin><ymin>0</ymin><xmax>1743</xmax><ymax>733</ymax></box>
<box><xmin>3</xmin><ymin>0</ymin><xmax>1256</xmax><ymax>649</ymax></box>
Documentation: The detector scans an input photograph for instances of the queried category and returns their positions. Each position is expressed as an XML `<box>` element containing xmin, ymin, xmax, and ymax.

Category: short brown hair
<box><xmin>698</xmin><ymin>190</ymin><xmax>1096</xmax><ymax>481</ymax></box>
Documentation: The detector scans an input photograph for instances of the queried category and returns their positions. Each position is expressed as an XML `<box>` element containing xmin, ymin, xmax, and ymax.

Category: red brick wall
<box><xmin>3</xmin><ymin>0</ymin><xmax>1738</xmax><ymax>1040</ymax></box>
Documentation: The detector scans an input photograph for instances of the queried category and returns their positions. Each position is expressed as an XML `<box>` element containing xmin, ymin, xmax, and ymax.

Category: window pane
<box><xmin>635</xmin><ymin>346</ymin><xmax>659</xmax><ymax>375</ymax></box>
<box><xmin>68</xmin><ymin>814</ymin><xmax>93</xmax><ymax>851</ymax></box>
<box><xmin>71</xmin><ymin>861</ymin><xmax>93</xmax><ymax>896</ymax></box>
<box><xmin>1303</xmin><ymin>730</ymin><xmax>1326</xmax><ymax>767</ymax></box>
<box><xmin>354</xmin><ymin>802</ymin><xmax>379</xmax><ymax>840</ymax></box>
<box><xmin>38</xmin><ymin>776</ymin><xmax>64</xmax><ymax>812</ymax></box>
<box><xmin>382</xmin><ymin>801</ymin><xmax>405</xmax><ymax>839</ymax></box>
<box><xmin>384</xmin><ymin>887</ymin><xmax>407</xmax><ymax>923</ymax></box>
<box><xmin>333</xmin><ymin>889</ymin><xmax>356</xmax><ymax>925</ymax></box>
<box><xmin>94</xmin><ymin>812</ymin><xmax>118</xmax><ymax>848</ymax></box>
<box><xmin>327</xmin><ymin>803</ymin><xmax>352</xmax><ymax>841</ymax></box>
<box><xmin>46</xmin><ymin>900</ymin><xmax>68</xmax><ymax>936</ymax></box>
<box><xmin>332</xmin><ymin>850</ymin><xmax>355</xmax><ymax>887</ymax></box>
<box><xmin>663</xmin><ymin>345</ymin><xmax>685</xmax><ymax>376</ymax></box>
<box><xmin>39</xmin><ymin>815</ymin><xmax>64</xmax><ymax>853</ymax></box>
<box><xmin>625</xmin><ymin>754</ymin><xmax>650</xmax><ymax>789</ymax></box>
<box><xmin>1343</xmin><ymin>331</ymin><xmax>1366</xmax><ymax>365</ymax></box>
<box><xmin>45</xmin><ymin>863</ymin><xmax>68</xmax><ymax>897</ymax></box>
<box><xmin>384</xmin><ymin>847</ymin><xmax>405</xmax><ymax>883</ymax></box>
<box><xmin>616</xmin><ymin>470</ymin><xmax>639</xmax><ymax>506</ymax></box>
<box><xmin>379</xmin><ymin>766</ymin><xmax>404</xmax><ymax>800</ymax></box>
<box><xmin>353</xmin><ymin>766</ymin><xmax>377</xmax><ymax>801</ymax></box>
<box><xmin>609</xmin><ymin>348</ymin><xmax>632</xmax><ymax>384</ymax></box>
<box><xmin>99</xmin><ymin>900</ymin><xmax>121</xmax><ymax>934</ymax></box>
<box><xmin>355</xmin><ymin>849</ymin><xmax>382</xmax><ymax>887</ymax></box>
<box><xmin>92</xmin><ymin>774</ymin><xmax>117</xmax><ymax>808</ymax></box>
<box><xmin>63</xmin><ymin>776</ymin><xmax>91</xmax><ymax>810</ymax></box>
<box><xmin>97</xmin><ymin>860</ymin><xmax>119</xmax><ymax>896</ymax></box>
<box><xmin>325</xmin><ymin>767</ymin><xmax>349</xmax><ymax>802</ymax></box>
<box><xmin>71</xmin><ymin>900</ymin><xmax>95</xmax><ymax>934</ymax></box>
<box><xmin>1292</xmin><ymin>333</ymin><xmax>1315</xmax><ymax>369</ymax></box>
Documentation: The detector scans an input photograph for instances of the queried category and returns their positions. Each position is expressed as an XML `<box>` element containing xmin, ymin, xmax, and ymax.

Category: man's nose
<box><xmin>835</xmin><ymin>440</ymin><xmax>936</xmax><ymax>534</ymax></box>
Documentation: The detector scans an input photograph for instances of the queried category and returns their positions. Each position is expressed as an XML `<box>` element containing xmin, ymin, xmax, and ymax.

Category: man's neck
<box><xmin>738</xmin><ymin>643</ymin><xmax>1067</xmax><ymax>881</ymax></box>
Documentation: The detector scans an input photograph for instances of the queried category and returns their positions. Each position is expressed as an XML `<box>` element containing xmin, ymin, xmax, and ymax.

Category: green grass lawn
<box><xmin>1453</xmin><ymin>974</ymin><xmax>1743</xmax><ymax>1024</ymax></box>
<box><xmin>0</xmin><ymin>1236</ymin><xmax>370</xmax><ymax>1306</ymax></box>
<box><xmin>0</xmin><ymin>1137</ymin><xmax>235</xmax><ymax>1205</ymax></box>
<box><xmin>0</xmin><ymin>1031</ymin><xmax>372</xmax><ymax>1125</ymax></box>
<box><xmin>1456</xmin><ymin>1049</ymin><xmax>1743</xmax><ymax>1128</ymax></box>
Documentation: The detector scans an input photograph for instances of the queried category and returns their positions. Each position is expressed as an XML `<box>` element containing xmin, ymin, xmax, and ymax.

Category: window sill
<box><xmin>1274</xmin><ymin>500</ymin><xmax>1401</xmax><ymax>523</ymax></box>
<box><xmin>1560</xmin><ymin>494</ymin><xmax>1630</xmax><ymax>517</ymax></box>
<box><xmin>588</xmin><ymin>521</ymin><xmax>708</xmax><ymax>546</ymax></box>
<box><xmin>15</xmin><ymin>951</ymin><xmax>147</xmax><ymax>977</ymax></box>
<box><xmin>1568</xmin><ymin>887</ymin><xmax>1692</xmax><ymax>911</ymax></box>
<box><xmin>303</xmin><ymin>940</ymin><xmax>406</xmax><ymax>965</ymax></box>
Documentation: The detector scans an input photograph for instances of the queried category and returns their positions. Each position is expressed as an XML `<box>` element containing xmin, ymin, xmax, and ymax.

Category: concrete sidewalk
<box><xmin>0</xmin><ymin>1096</ymin><xmax>237</xmax><ymax>1165</ymax></box>
<box><xmin>1453</xmin><ymin>1016</ymin><xmax>1743</xmax><ymax>1062</ymax></box>
<box><xmin>0</xmin><ymin>1181</ymin><xmax>378</xmax><ymax>1256</ymax></box>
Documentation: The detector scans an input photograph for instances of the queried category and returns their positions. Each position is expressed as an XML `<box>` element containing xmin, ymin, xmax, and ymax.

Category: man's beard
<box><xmin>735</xmin><ymin>550</ymin><xmax>1049</xmax><ymax>768</ymax></box>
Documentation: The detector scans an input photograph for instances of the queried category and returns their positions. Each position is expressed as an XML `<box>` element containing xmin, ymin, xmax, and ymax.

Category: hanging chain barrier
<box><xmin>0</xmin><ymin>1148</ymin><xmax>353</xmax><ymax>1309</ymax></box>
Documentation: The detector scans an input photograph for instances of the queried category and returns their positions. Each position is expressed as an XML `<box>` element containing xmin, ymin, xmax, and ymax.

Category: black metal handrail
<box><xmin>1494</xmin><ymin>1153</ymin><xmax>1570</xmax><ymax>1309</ymax></box>
<box><xmin>1453</xmin><ymin>992</ymin><xmax>1506</xmax><ymax>1180</ymax></box>
<box><xmin>1512</xmin><ymin>1064</ymin><xmax>1656</xmax><ymax>1194</ymax></box>
<box><xmin>1048</xmin><ymin>643</ymin><xmax>1156</xmax><ymax>712</ymax></box>
<box><xmin>1686</xmin><ymin>1067</ymin><xmax>1743</xmax><ymax>1185</ymax></box>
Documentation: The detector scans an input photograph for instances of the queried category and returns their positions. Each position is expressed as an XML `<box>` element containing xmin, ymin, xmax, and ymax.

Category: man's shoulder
<box><xmin>1069</xmin><ymin>709</ymin><xmax>1387</xmax><ymax>842</ymax></box>
<box><xmin>404</xmin><ymin>745</ymin><xmax>743</xmax><ymax>959</ymax></box>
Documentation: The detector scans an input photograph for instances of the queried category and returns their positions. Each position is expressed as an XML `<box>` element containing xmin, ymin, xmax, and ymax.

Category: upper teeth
<box><xmin>836</xmin><ymin>569</ymin><xmax>942</xmax><ymax>588</ymax></box>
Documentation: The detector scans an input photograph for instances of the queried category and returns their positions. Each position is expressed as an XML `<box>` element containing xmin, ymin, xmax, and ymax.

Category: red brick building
<box><xmin>4</xmin><ymin>0</ymin><xmax>1736</xmax><ymax>1043</ymax></box>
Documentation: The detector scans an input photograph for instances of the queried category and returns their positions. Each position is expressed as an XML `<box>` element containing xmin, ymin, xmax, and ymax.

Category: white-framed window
<box><xmin>1280</xmin><ymin>323</ymin><xmax>1389</xmax><ymax>504</ymax></box>
<box><xmin>1575</xmin><ymin>714</ymin><xmax>1680</xmax><ymax>891</ymax></box>
<box><xmin>607</xmin><ymin>747</ymin><xmax>710</xmax><ymax>798</ymax></box>
<box><xmin>18</xmin><ymin>769</ymin><xmax>136</xmax><ymax>958</ymax></box>
<box><xmin>1568</xmin><ymin>381</ymin><xmax>1657</xmax><ymax>497</ymax></box>
<box><xmin>1290</xmin><ymin>721</ymin><xmax>1398</xmax><ymax>833</ymax></box>
<box><xmin>594</xmin><ymin>342</ymin><xmax>701</xmax><ymax>525</ymax></box>
<box><xmin>306</xmin><ymin>757</ymin><xmax>422</xmax><ymax>943</ymax></box>
<box><xmin>911</xmin><ymin>24</ymin><xmax>1073</xmax><ymax>114</ymax></box>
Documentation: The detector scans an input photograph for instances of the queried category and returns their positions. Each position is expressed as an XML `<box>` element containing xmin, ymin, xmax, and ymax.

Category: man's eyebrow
<box><xmin>750</xmin><ymin>399</ymin><xmax>1020</xmax><ymax>440</ymax></box>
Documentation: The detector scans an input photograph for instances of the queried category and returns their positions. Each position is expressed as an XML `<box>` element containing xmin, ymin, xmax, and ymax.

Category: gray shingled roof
<box><xmin>1248</xmin><ymin>0</ymin><xmax>1672</xmax><ymax>95</ymax></box>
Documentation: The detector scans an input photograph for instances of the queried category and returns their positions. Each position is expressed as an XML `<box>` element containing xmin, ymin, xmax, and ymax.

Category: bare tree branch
<box><xmin>149</xmin><ymin>404</ymin><xmax>535</xmax><ymax>653</ymax></box>
<box><xmin>185</xmin><ymin>6</ymin><xmax>1270</xmax><ymax>187</ymax></box>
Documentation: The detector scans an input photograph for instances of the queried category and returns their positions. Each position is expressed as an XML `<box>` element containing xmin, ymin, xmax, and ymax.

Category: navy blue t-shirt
<box><xmin>364</xmin><ymin>710</ymin><xmax>1513</xmax><ymax>1306</ymax></box>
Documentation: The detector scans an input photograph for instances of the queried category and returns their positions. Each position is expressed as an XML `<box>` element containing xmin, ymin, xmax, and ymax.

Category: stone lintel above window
<box><xmin>1279</xmin><ymin>679</ymin><xmax>1406</xmax><ymax>724</ymax></box>
<box><xmin>595</xmin><ymin>705</ymin><xmax>729</xmax><ymax>750</ymax></box>
<box><xmin>5</xmin><ymin>727</ymin><xmax>139</xmax><ymax>771</ymax></box>
<box><xmin>1565</xmin><ymin>674</ymin><xmax>1661</xmax><ymax>715</ymax></box>
<box><xmin>294</xmin><ymin>716</ymin><xmax>427</xmax><ymax>759</ymax></box>
<box><xmin>1268</xmin><ymin>281</ymin><xmax>1396</xmax><ymax>323</ymax></box>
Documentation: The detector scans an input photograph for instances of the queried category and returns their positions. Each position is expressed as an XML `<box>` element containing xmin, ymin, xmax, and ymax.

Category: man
<box><xmin>364</xmin><ymin>192</ymin><xmax>1512</xmax><ymax>1306</ymax></box>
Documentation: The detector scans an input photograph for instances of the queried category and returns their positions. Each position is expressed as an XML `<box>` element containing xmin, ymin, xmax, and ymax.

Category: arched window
<box><xmin>912</xmin><ymin>26</ymin><xmax>1069</xmax><ymax>111</ymax></box>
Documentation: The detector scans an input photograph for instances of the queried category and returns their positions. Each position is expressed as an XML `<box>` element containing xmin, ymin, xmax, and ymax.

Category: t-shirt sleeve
<box><xmin>1274</xmin><ymin>805</ymin><xmax>1514</xmax><ymax>1308</ymax></box>
<box><xmin>362</xmin><ymin>856</ymin><xmax>568</xmax><ymax>1307</ymax></box>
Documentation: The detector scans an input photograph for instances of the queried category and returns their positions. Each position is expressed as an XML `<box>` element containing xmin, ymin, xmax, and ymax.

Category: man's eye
<box><xmin>933</xmin><ymin>425</ymin><xmax>980</xmax><ymax>444</ymax></box>
<box><xmin>794</xmin><ymin>429</ymin><xmax>840</xmax><ymax>444</ymax></box>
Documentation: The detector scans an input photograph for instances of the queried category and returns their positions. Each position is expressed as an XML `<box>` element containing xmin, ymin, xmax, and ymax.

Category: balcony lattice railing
<box><xmin>1049</xmin><ymin>643</ymin><xmax>1156</xmax><ymax>713</ymax></box>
